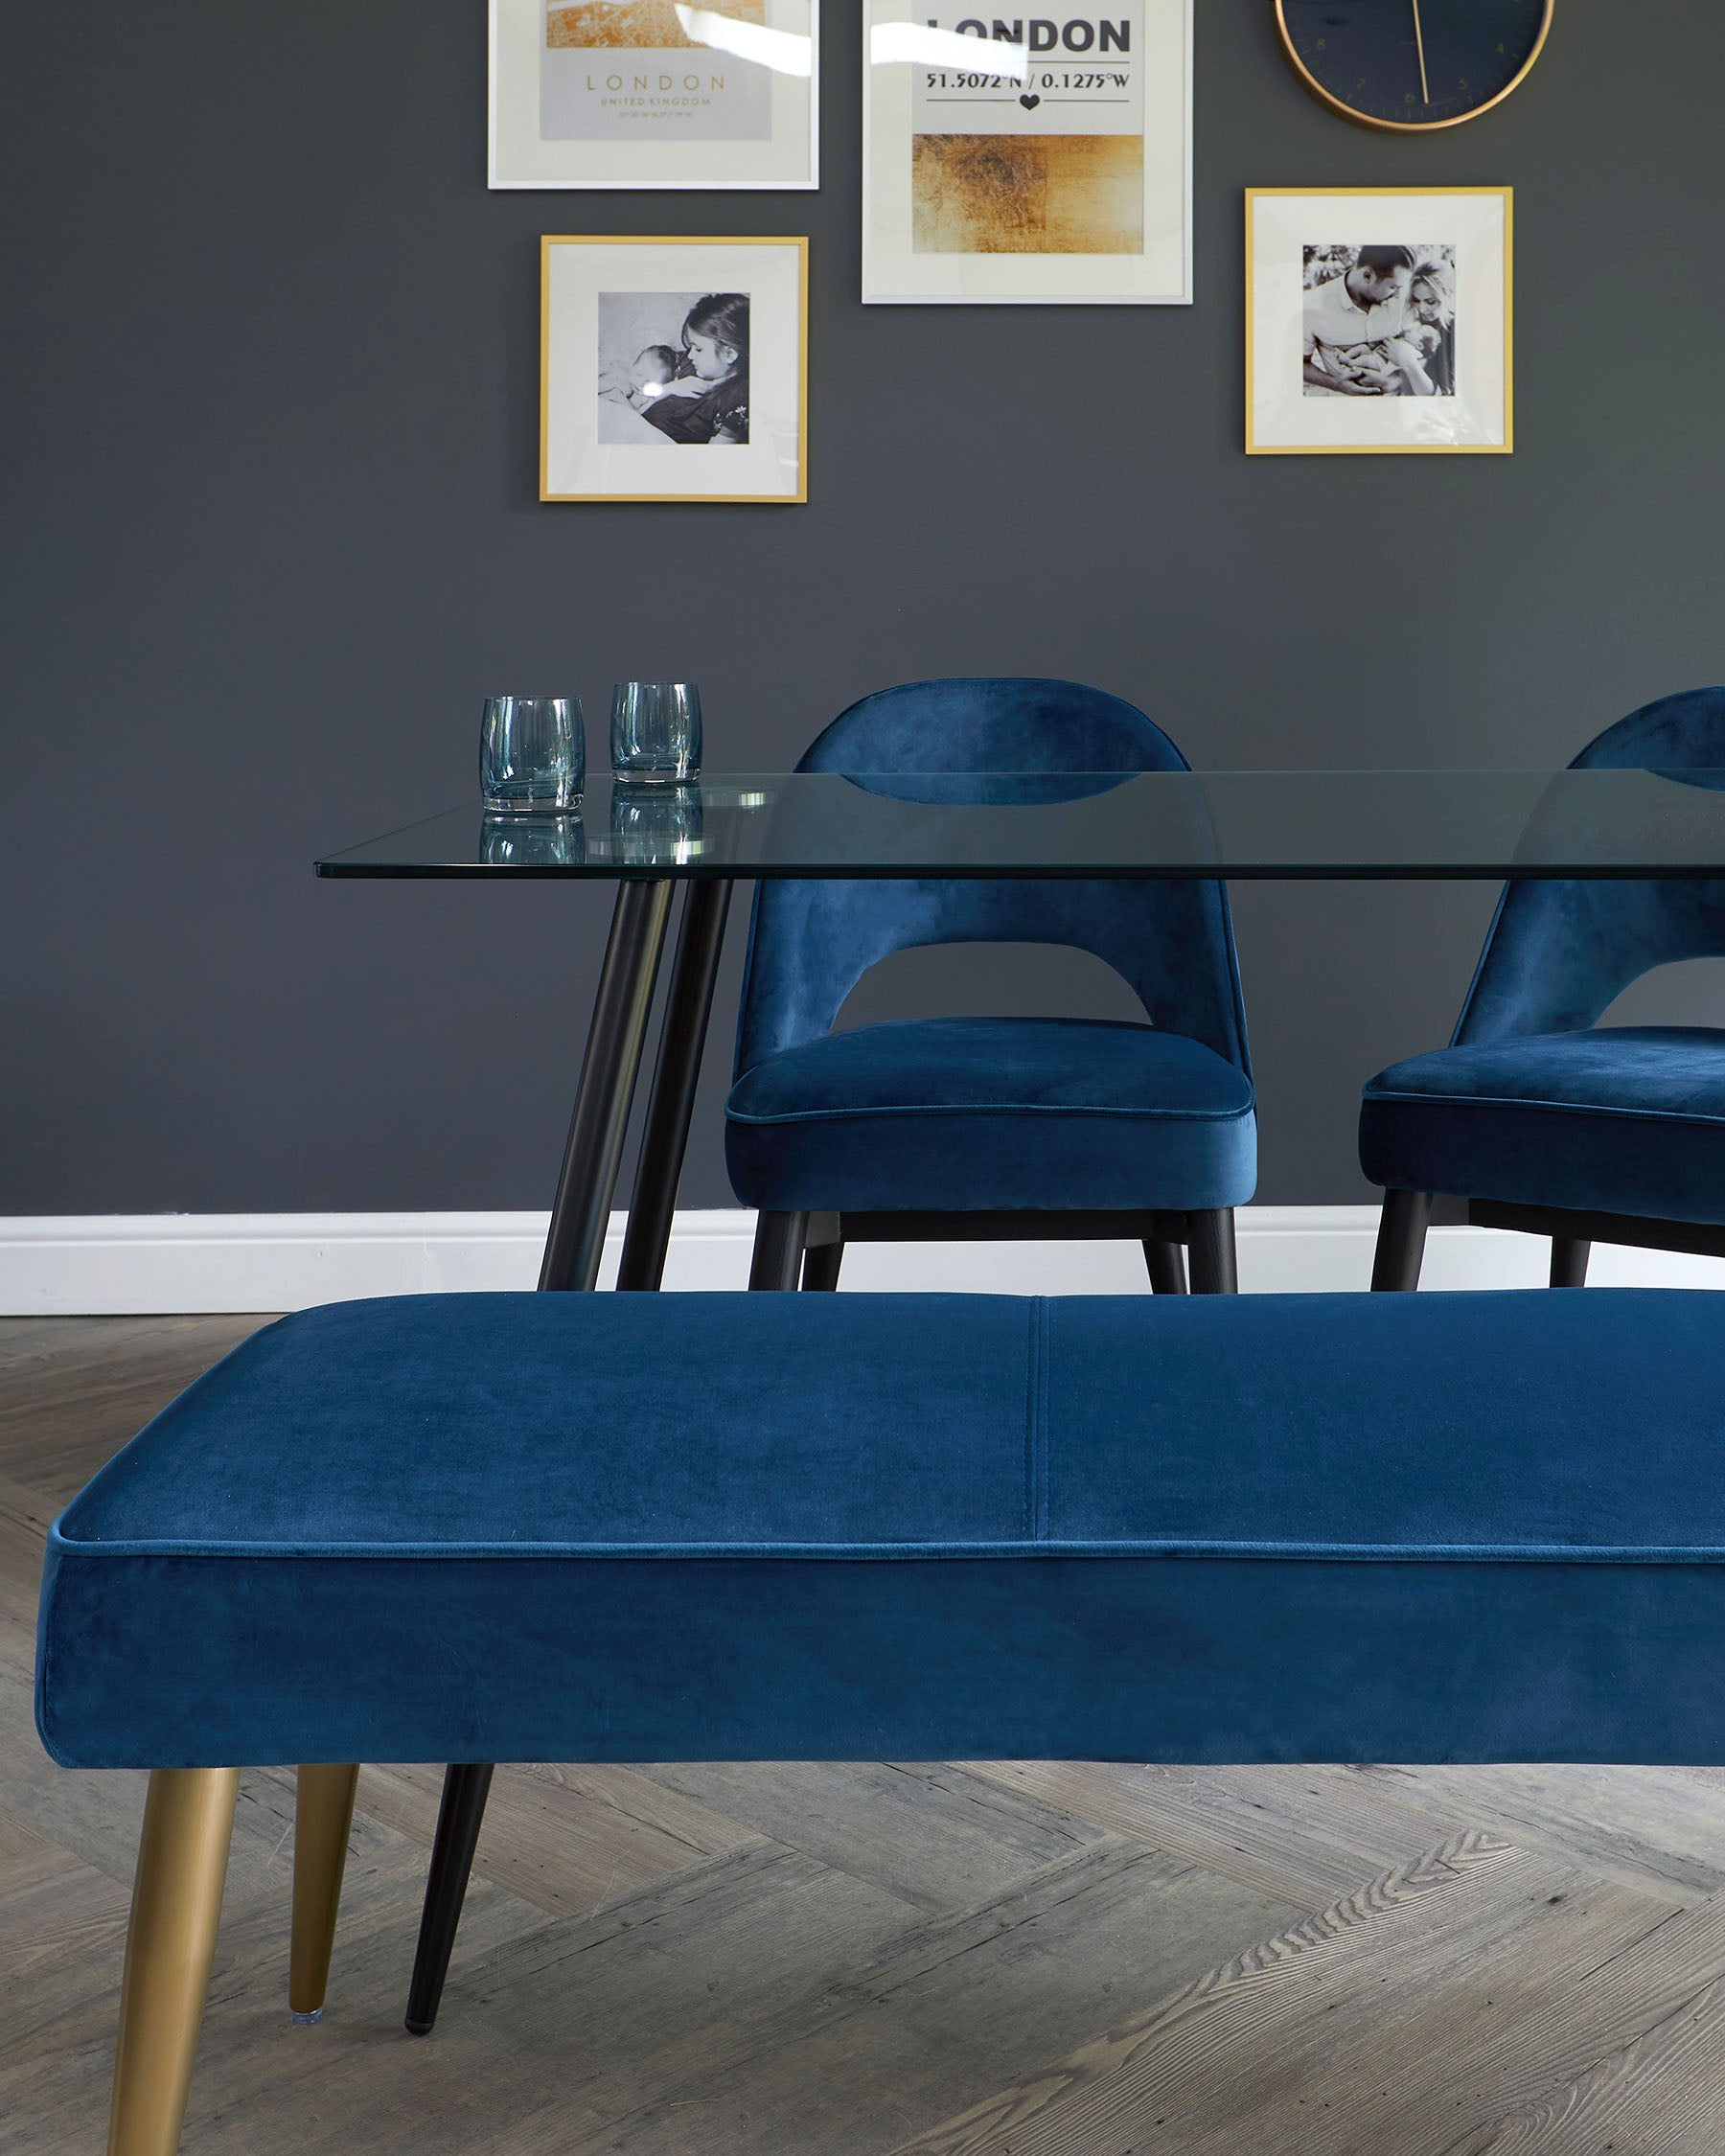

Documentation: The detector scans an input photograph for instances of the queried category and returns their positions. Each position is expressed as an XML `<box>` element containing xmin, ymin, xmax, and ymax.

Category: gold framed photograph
<box><xmin>540</xmin><ymin>235</ymin><xmax>808</xmax><ymax>503</ymax></box>
<box><xmin>491</xmin><ymin>0</ymin><xmax>817</xmax><ymax>191</ymax></box>
<box><xmin>1246</xmin><ymin>187</ymin><xmax>1511</xmax><ymax>454</ymax></box>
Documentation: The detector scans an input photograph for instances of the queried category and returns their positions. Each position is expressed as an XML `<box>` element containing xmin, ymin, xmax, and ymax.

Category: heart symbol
<box><xmin>1019</xmin><ymin>92</ymin><xmax>1040</xmax><ymax>108</ymax></box>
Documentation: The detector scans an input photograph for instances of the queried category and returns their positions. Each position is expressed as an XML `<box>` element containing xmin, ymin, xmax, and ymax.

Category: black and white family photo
<box><xmin>1302</xmin><ymin>244</ymin><xmax>1456</xmax><ymax>398</ymax></box>
<box><xmin>596</xmin><ymin>289</ymin><xmax>750</xmax><ymax>445</ymax></box>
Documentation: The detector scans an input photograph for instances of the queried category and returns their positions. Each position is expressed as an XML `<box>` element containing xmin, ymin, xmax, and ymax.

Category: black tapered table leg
<box><xmin>404</xmin><ymin>1765</ymin><xmax>494</xmax><ymax>2036</ymax></box>
<box><xmin>408</xmin><ymin>880</ymin><xmax>674</xmax><ymax>2037</ymax></box>
<box><xmin>539</xmin><ymin>878</ymin><xmax>676</xmax><ymax>1293</ymax></box>
<box><xmin>1187</xmin><ymin>1208</ymin><xmax>1238</xmax><ymax>1294</ymax></box>
<box><xmin>616</xmin><ymin>880</ymin><xmax>733</xmax><ymax>1292</ymax></box>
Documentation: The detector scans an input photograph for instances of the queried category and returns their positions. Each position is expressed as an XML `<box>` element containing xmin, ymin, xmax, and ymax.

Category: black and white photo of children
<box><xmin>596</xmin><ymin>290</ymin><xmax>750</xmax><ymax>445</ymax></box>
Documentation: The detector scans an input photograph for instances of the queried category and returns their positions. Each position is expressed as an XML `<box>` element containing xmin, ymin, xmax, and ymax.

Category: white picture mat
<box><xmin>1248</xmin><ymin>189</ymin><xmax>1511</xmax><ymax>453</ymax></box>
<box><xmin>491</xmin><ymin>0</ymin><xmax>817</xmax><ymax>189</ymax></box>
<box><xmin>862</xmin><ymin>0</ymin><xmax>1191</xmax><ymax>305</ymax></box>
<box><xmin>541</xmin><ymin>240</ymin><xmax>804</xmax><ymax>500</ymax></box>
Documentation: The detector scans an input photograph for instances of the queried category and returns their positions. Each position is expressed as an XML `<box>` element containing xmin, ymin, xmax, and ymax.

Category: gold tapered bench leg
<box><xmin>108</xmin><ymin>1766</ymin><xmax>240</xmax><ymax>2156</ymax></box>
<box><xmin>290</xmin><ymin>1763</ymin><xmax>359</xmax><ymax>2020</ymax></box>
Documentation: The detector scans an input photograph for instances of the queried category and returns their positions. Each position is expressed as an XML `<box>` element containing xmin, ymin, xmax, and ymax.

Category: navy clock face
<box><xmin>1276</xmin><ymin>0</ymin><xmax>1552</xmax><ymax>130</ymax></box>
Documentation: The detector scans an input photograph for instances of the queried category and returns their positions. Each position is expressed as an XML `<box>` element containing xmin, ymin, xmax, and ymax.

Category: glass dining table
<box><xmin>317</xmin><ymin>762</ymin><xmax>1725</xmax><ymax>2031</ymax></box>
<box><xmin>316</xmin><ymin>765</ymin><xmax>1725</xmax><ymax>1299</ymax></box>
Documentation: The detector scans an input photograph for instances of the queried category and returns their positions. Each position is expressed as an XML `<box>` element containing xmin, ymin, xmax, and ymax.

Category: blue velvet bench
<box><xmin>36</xmin><ymin>1286</ymin><xmax>1725</xmax><ymax>2155</ymax></box>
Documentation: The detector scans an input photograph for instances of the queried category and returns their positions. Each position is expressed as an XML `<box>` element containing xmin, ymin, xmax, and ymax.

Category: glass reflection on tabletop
<box><xmin>479</xmin><ymin>812</ymin><xmax>586</xmax><ymax>867</ymax></box>
<box><xmin>688</xmin><ymin>782</ymin><xmax>774</xmax><ymax>812</ymax></box>
<box><xmin>606</xmin><ymin>781</ymin><xmax>703</xmax><ymax>865</ymax></box>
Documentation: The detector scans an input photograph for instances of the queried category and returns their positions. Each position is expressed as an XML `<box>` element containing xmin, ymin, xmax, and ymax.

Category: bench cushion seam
<box><xmin>1035</xmin><ymin>1298</ymin><xmax>1052</xmax><ymax>1541</ymax></box>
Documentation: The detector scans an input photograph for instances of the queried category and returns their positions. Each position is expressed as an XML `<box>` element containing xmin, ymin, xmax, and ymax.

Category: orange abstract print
<box><xmin>546</xmin><ymin>0</ymin><xmax>767</xmax><ymax>51</ymax></box>
<box><xmin>911</xmin><ymin>134</ymin><xmax>1143</xmax><ymax>255</ymax></box>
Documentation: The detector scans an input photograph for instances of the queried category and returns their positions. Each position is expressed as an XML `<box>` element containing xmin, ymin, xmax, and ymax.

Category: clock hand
<box><xmin>1410</xmin><ymin>0</ymin><xmax>1431</xmax><ymax>103</ymax></box>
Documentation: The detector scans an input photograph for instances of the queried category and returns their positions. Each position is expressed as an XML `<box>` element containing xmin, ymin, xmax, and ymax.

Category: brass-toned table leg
<box><xmin>108</xmin><ymin>1766</ymin><xmax>240</xmax><ymax>2156</ymax></box>
<box><xmin>290</xmin><ymin>1764</ymin><xmax>359</xmax><ymax>2021</ymax></box>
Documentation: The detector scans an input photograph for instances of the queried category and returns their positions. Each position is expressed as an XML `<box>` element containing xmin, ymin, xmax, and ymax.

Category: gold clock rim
<box><xmin>1272</xmin><ymin>0</ymin><xmax>1554</xmax><ymax>133</ymax></box>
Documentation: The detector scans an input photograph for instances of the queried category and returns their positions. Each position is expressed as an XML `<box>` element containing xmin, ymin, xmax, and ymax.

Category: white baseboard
<box><xmin>1</xmin><ymin>1206</ymin><xmax>1721</xmax><ymax>1316</ymax></box>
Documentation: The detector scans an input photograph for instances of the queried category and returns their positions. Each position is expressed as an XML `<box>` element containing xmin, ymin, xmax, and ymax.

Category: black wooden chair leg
<box><xmin>801</xmin><ymin>1241</ymin><xmax>843</xmax><ymax>1291</ymax></box>
<box><xmin>1186</xmin><ymin>1209</ymin><xmax>1238</xmax><ymax>1295</ymax></box>
<box><xmin>1370</xmin><ymin>1189</ymin><xmax>1434</xmax><ymax>1291</ymax></box>
<box><xmin>1143</xmin><ymin>1240</ymin><xmax>1187</xmax><ymax>1294</ymax></box>
<box><xmin>405</xmin><ymin>1764</ymin><xmax>494</xmax><ymax>2036</ymax></box>
<box><xmin>1550</xmin><ymin>1236</ymin><xmax>1592</xmax><ymax>1288</ymax></box>
<box><xmin>748</xmin><ymin>1211</ymin><xmax>809</xmax><ymax>1290</ymax></box>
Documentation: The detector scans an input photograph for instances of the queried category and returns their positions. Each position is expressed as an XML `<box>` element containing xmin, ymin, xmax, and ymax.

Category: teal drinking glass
<box><xmin>480</xmin><ymin>697</ymin><xmax>584</xmax><ymax>814</ymax></box>
<box><xmin>610</xmin><ymin>681</ymin><xmax>702</xmax><ymax>783</ymax></box>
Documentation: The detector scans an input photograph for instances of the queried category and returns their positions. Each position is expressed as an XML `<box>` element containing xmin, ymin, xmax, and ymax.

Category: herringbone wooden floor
<box><xmin>7</xmin><ymin>1318</ymin><xmax>1725</xmax><ymax>2151</ymax></box>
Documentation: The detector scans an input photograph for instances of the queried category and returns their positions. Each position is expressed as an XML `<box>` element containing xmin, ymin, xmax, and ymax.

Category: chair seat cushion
<box><xmin>724</xmin><ymin>1016</ymin><xmax>1256</xmax><ymax>1211</ymax></box>
<box><xmin>36</xmin><ymin>1288</ymin><xmax>1725</xmax><ymax>1772</ymax></box>
<box><xmin>1360</xmin><ymin>1025</ymin><xmax>1725</xmax><ymax>1223</ymax></box>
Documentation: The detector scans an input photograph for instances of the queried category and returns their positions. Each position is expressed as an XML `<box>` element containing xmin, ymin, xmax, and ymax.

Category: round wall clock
<box><xmin>1275</xmin><ymin>0</ymin><xmax>1553</xmax><ymax>132</ymax></box>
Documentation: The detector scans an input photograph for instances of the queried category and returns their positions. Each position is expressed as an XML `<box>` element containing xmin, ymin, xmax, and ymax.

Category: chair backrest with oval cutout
<box><xmin>732</xmin><ymin>677</ymin><xmax>1251</xmax><ymax>1078</ymax></box>
<box><xmin>1456</xmin><ymin>687</ymin><xmax>1725</xmax><ymax>1044</ymax></box>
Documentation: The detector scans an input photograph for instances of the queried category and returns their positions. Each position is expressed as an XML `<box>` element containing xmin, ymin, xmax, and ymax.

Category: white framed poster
<box><xmin>491</xmin><ymin>0</ymin><xmax>817</xmax><ymax>190</ymax></box>
<box><xmin>540</xmin><ymin>236</ymin><xmax>807</xmax><ymax>502</ymax></box>
<box><xmin>862</xmin><ymin>1</ymin><xmax>1191</xmax><ymax>305</ymax></box>
<box><xmin>1247</xmin><ymin>188</ymin><xmax>1512</xmax><ymax>454</ymax></box>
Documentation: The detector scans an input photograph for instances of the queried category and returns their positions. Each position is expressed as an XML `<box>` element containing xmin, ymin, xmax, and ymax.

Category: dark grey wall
<box><xmin>6</xmin><ymin>2</ymin><xmax>1723</xmax><ymax>1216</ymax></box>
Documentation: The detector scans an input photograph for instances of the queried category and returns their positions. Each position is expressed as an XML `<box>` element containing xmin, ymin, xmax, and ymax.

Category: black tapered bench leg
<box><xmin>1550</xmin><ymin>1236</ymin><xmax>1592</xmax><ymax>1288</ymax></box>
<box><xmin>1371</xmin><ymin>1189</ymin><xmax>1434</xmax><ymax>1291</ymax></box>
<box><xmin>801</xmin><ymin>1240</ymin><xmax>843</xmax><ymax>1291</ymax></box>
<box><xmin>405</xmin><ymin>1764</ymin><xmax>494</xmax><ymax>2036</ymax></box>
<box><xmin>1143</xmin><ymin>1240</ymin><xmax>1188</xmax><ymax>1294</ymax></box>
<box><xmin>1187</xmin><ymin>1208</ymin><xmax>1238</xmax><ymax>1295</ymax></box>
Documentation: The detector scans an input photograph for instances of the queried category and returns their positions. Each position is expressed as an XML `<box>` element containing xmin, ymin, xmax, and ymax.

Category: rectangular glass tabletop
<box><xmin>314</xmin><ymin>769</ymin><xmax>1725</xmax><ymax>881</ymax></box>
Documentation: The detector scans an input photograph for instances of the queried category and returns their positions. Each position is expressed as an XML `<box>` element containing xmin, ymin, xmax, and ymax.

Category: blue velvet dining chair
<box><xmin>1361</xmin><ymin>686</ymin><xmax>1725</xmax><ymax>1289</ymax></box>
<box><xmin>724</xmin><ymin>677</ymin><xmax>1256</xmax><ymax>1294</ymax></box>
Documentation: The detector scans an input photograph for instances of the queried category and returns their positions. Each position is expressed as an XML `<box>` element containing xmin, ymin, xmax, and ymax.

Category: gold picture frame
<box><xmin>1246</xmin><ymin>188</ymin><xmax>1512</xmax><ymax>455</ymax></box>
<box><xmin>540</xmin><ymin>235</ymin><xmax>809</xmax><ymax>504</ymax></box>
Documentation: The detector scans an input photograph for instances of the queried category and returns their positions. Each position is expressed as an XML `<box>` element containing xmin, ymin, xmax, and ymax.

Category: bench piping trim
<box><xmin>46</xmin><ymin>1525</ymin><xmax>1725</xmax><ymax>1567</ymax></box>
